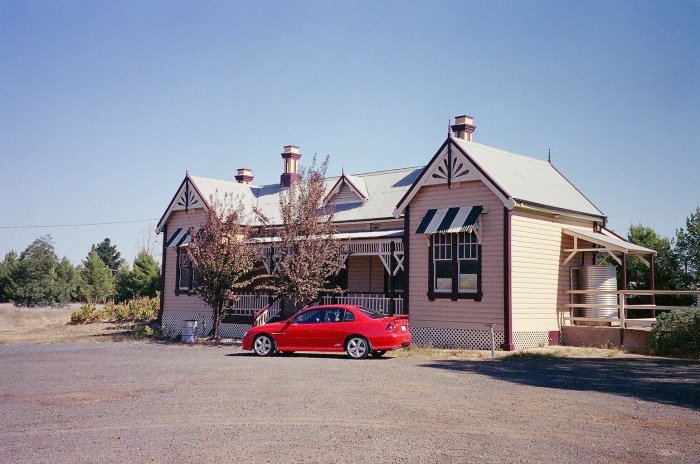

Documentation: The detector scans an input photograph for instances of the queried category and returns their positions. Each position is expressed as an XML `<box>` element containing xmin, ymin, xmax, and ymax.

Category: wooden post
<box><xmin>650</xmin><ymin>253</ymin><xmax>656</xmax><ymax>306</ymax></box>
<box><xmin>388</xmin><ymin>241</ymin><xmax>395</xmax><ymax>316</ymax></box>
<box><xmin>619</xmin><ymin>291</ymin><xmax>626</xmax><ymax>329</ymax></box>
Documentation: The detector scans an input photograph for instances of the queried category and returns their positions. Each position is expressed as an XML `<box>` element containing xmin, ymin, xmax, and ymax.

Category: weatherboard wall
<box><xmin>162</xmin><ymin>209</ymin><xmax>210</xmax><ymax>317</ymax></box>
<box><xmin>407</xmin><ymin>181</ymin><xmax>505</xmax><ymax>333</ymax></box>
<box><xmin>509</xmin><ymin>209</ymin><xmax>595</xmax><ymax>334</ymax></box>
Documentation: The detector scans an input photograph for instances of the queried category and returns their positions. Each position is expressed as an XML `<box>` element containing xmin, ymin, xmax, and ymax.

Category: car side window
<box><xmin>293</xmin><ymin>309</ymin><xmax>323</xmax><ymax>324</ymax></box>
<box><xmin>343</xmin><ymin>310</ymin><xmax>355</xmax><ymax>322</ymax></box>
<box><xmin>323</xmin><ymin>308</ymin><xmax>344</xmax><ymax>323</ymax></box>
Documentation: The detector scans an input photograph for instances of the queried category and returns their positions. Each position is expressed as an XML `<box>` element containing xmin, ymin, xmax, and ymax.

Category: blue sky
<box><xmin>1</xmin><ymin>1</ymin><xmax>698</xmax><ymax>265</ymax></box>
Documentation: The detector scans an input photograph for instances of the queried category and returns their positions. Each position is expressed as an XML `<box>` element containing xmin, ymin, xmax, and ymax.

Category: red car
<box><xmin>242</xmin><ymin>305</ymin><xmax>411</xmax><ymax>359</ymax></box>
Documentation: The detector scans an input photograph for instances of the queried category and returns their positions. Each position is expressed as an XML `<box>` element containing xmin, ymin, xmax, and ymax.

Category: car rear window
<box><xmin>355</xmin><ymin>307</ymin><xmax>384</xmax><ymax>319</ymax></box>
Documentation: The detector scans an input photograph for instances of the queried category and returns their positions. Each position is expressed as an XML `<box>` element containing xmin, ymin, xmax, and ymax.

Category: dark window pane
<box><xmin>343</xmin><ymin>310</ymin><xmax>355</xmax><ymax>322</ymax></box>
<box><xmin>435</xmin><ymin>261</ymin><xmax>452</xmax><ymax>291</ymax></box>
<box><xmin>294</xmin><ymin>309</ymin><xmax>323</xmax><ymax>324</ymax></box>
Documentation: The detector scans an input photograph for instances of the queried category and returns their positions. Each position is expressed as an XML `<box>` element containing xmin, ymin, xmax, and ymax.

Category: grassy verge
<box><xmin>391</xmin><ymin>344</ymin><xmax>628</xmax><ymax>360</ymax></box>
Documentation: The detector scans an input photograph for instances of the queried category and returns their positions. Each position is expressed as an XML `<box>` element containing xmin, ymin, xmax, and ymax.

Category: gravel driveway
<box><xmin>1</xmin><ymin>342</ymin><xmax>698</xmax><ymax>463</ymax></box>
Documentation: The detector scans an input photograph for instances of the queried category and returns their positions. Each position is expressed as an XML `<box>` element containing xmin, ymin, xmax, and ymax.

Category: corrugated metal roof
<box><xmin>563</xmin><ymin>228</ymin><xmax>656</xmax><ymax>254</ymax></box>
<box><xmin>188</xmin><ymin>167</ymin><xmax>422</xmax><ymax>226</ymax></box>
<box><xmin>452</xmin><ymin>138</ymin><xmax>604</xmax><ymax>218</ymax></box>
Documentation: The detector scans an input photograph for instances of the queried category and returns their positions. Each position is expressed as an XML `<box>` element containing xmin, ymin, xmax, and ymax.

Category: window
<box><xmin>177</xmin><ymin>248</ymin><xmax>199</xmax><ymax>293</ymax></box>
<box><xmin>433</xmin><ymin>233</ymin><xmax>452</xmax><ymax>293</ymax></box>
<box><xmin>293</xmin><ymin>309</ymin><xmax>324</xmax><ymax>324</ymax></box>
<box><xmin>428</xmin><ymin>232</ymin><xmax>481</xmax><ymax>300</ymax></box>
<box><xmin>323</xmin><ymin>308</ymin><xmax>345</xmax><ymax>323</ymax></box>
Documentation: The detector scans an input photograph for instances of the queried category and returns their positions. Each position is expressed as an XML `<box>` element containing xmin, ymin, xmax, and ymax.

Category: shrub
<box><xmin>70</xmin><ymin>303</ymin><xmax>101</xmax><ymax>324</ymax></box>
<box><xmin>133</xmin><ymin>324</ymin><xmax>154</xmax><ymax>338</ymax></box>
<box><xmin>649</xmin><ymin>308</ymin><xmax>700</xmax><ymax>358</ymax></box>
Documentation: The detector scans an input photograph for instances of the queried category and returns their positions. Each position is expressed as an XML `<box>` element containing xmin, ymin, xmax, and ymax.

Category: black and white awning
<box><xmin>415</xmin><ymin>206</ymin><xmax>483</xmax><ymax>234</ymax></box>
<box><xmin>165</xmin><ymin>227</ymin><xmax>193</xmax><ymax>248</ymax></box>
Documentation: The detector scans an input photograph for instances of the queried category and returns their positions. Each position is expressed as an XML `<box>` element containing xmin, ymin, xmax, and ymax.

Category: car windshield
<box><xmin>355</xmin><ymin>306</ymin><xmax>384</xmax><ymax>319</ymax></box>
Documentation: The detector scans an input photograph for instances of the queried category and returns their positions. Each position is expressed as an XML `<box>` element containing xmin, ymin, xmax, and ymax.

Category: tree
<box><xmin>256</xmin><ymin>156</ymin><xmax>346</xmax><ymax>310</ymax></box>
<box><xmin>0</xmin><ymin>251</ymin><xmax>19</xmax><ymax>303</ymax></box>
<box><xmin>91</xmin><ymin>238</ymin><xmax>124</xmax><ymax>273</ymax></box>
<box><xmin>11</xmin><ymin>236</ymin><xmax>60</xmax><ymax>306</ymax></box>
<box><xmin>676</xmin><ymin>207</ymin><xmax>700</xmax><ymax>291</ymax></box>
<box><xmin>54</xmin><ymin>257</ymin><xmax>78</xmax><ymax>304</ymax></box>
<box><xmin>115</xmin><ymin>265</ymin><xmax>132</xmax><ymax>302</ymax></box>
<box><xmin>186</xmin><ymin>195</ymin><xmax>258</xmax><ymax>340</ymax></box>
<box><xmin>78</xmin><ymin>250</ymin><xmax>115</xmax><ymax>303</ymax></box>
<box><xmin>116</xmin><ymin>250</ymin><xmax>160</xmax><ymax>302</ymax></box>
<box><xmin>627</xmin><ymin>224</ymin><xmax>689</xmax><ymax>306</ymax></box>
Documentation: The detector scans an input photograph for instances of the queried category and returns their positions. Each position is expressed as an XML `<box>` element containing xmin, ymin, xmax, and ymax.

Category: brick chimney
<box><xmin>451</xmin><ymin>115</ymin><xmax>476</xmax><ymax>141</ymax></box>
<box><xmin>235</xmin><ymin>168</ymin><xmax>254</xmax><ymax>184</ymax></box>
<box><xmin>280</xmin><ymin>145</ymin><xmax>301</xmax><ymax>187</ymax></box>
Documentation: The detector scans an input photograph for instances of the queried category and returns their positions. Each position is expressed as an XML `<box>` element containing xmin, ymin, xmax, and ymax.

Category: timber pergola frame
<box><xmin>562</xmin><ymin>227</ymin><xmax>658</xmax><ymax>301</ymax></box>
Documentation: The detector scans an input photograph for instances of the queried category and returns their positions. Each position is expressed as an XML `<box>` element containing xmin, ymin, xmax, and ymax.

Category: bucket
<box><xmin>182</xmin><ymin>320</ymin><xmax>198</xmax><ymax>343</ymax></box>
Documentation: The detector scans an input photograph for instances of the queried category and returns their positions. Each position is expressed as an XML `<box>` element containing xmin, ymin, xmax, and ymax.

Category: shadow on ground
<box><xmin>421</xmin><ymin>357</ymin><xmax>700</xmax><ymax>409</ymax></box>
<box><xmin>226</xmin><ymin>351</ymin><xmax>389</xmax><ymax>360</ymax></box>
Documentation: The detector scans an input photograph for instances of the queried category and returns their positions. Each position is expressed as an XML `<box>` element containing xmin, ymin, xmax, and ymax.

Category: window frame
<box><xmin>427</xmin><ymin>232</ymin><xmax>482</xmax><ymax>301</ymax></box>
<box><xmin>175</xmin><ymin>247</ymin><xmax>199</xmax><ymax>295</ymax></box>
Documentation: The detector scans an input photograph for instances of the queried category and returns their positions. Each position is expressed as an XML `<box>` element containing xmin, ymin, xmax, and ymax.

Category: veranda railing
<box><xmin>562</xmin><ymin>289</ymin><xmax>700</xmax><ymax>328</ymax></box>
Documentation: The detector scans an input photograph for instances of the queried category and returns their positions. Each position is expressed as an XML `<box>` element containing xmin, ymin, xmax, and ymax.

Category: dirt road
<box><xmin>1</xmin><ymin>342</ymin><xmax>698</xmax><ymax>463</ymax></box>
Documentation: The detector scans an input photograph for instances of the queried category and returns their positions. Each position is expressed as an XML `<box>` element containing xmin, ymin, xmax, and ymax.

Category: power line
<box><xmin>0</xmin><ymin>219</ymin><xmax>159</xmax><ymax>230</ymax></box>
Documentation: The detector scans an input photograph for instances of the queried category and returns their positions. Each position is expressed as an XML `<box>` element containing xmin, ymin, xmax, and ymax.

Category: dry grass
<box><xmin>391</xmin><ymin>343</ymin><xmax>630</xmax><ymax>360</ymax></box>
<box><xmin>0</xmin><ymin>303</ymin><xmax>140</xmax><ymax>345</ymax></box>
<box><xmin>502</xmin><ymin>346</ymin><xmax>627</xmax><ymax>360</ymax></box>
<box><xmin>391</xmin><ymin>344</ymin><xmax>504</xmax><ymax>360</ymax></box>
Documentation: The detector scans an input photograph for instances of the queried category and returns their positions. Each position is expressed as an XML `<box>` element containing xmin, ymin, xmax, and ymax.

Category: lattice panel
<box><xmin>161</xmin><ymin>314</ymin><xmax>212</xmax><ymax>338</ymax></box>
<box><xmin>161</xmin><ymin>314</ymin><xmax>251</xmax><ymax>340</ymax></box>
<box><xmin>512</xmin><ymin>331</ymin><xmax>552</xmax><ymax>350</ymax></box>
<box><xmin>220</xmin><ymin>323</ymin><xmax>251</xmax><ymax>339</ymax></box>
<box><xmin>412</xmin><ymin>327</ymin><xmax>505</xmax><ymax>350</ymax></box>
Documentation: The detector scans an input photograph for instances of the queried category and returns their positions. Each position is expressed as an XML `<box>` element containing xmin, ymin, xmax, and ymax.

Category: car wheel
<box><xmin>371</xmin><ymin>350</ymin><xmax>387</xmax><ymax>358</ymax></box>
<box><xmin>346</xmin><ymin>336</ymin><xmax>370</xmax><ymax>359</ymax></box>
<box><xmin>253</xmin><ymin>334</ymin><xmax>275</xmax><ymax>356</ymax></box>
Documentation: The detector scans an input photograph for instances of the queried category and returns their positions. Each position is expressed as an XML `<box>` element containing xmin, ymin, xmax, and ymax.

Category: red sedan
<box><xmin>242</xmin><ymin>305</ymin><xmax>411</xmax><ymax>359</ymax></box>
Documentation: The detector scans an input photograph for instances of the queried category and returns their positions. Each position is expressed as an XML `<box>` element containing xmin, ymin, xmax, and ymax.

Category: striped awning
<box><xmin>165</xmin><ymin>227</ymin><xmax>194</xmax><ymax>248</ymax></box>
<box><xmin>415</xmin><ymin>206</ymin><xmax>483</xmax><ymax>234</ymax></box>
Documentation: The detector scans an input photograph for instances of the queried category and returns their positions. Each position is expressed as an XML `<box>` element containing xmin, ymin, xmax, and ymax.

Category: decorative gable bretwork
<box><xmin>324</xmin><ymin>174</ymin><xmax>369</xmax><ymax>206</ymax></box>
<box><xmin>393</xmin><ymin>138</ymin><xmax>514</xmax><ymax>217</ymax></box>
<box><xmin>156</xmin><ymin>175</ymin><xmax>208</xmax><ymax>233</ymax></box>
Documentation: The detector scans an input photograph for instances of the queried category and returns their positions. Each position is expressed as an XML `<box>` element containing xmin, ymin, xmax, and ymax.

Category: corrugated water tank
<box><xmin>579</xmin><ymin>265</ymin><xmax>618</xmax><ymax>319</ymax></box>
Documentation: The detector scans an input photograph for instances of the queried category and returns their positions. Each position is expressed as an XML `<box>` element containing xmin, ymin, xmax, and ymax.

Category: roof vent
<box><xmin>235</xmin><ymin>168</ymin><xmax>254</xmax><ymax>184</ymax></box>
<box><xmin>451</xmin><ymin>115</ymin><xmax>476</xmax><ymax>141</ymax></box>
<box><xmin>280</xmin><ymin>145</ymin><xmax>301</xmax><ymax>187</ymax></box>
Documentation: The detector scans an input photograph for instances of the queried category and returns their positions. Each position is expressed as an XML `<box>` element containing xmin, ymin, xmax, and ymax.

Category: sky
<box><xmin>1</xmin><ymin>1</ymin><xmax>699</xmax><ymax>266</ymax></box>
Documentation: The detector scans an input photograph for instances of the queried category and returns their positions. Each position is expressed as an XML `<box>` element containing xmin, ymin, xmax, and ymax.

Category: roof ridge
<box><xmin>348</xmin><ymin>165</ymin><xmax>424</xmax><ymax>177</ymax></box>
<box><xmin>456</xmin><ymin>138</ymin><xmax>551</xmax><ymax>166</ymax></box>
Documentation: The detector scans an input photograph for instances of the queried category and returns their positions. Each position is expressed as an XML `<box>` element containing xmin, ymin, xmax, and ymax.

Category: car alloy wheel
<box><xmin>346</xmin><ymin>336</ymin><xmax>369</xmax><ymax>359</ymax></box>
<box><xmin>253</xmin><ymin>335</ymin><xmax>275</xmax><ymax>356</ymax></box>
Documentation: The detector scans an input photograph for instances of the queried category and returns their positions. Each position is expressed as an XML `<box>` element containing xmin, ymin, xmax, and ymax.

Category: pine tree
<box><xmin>91</xmin><ymin>238</ymin><xmax>124</xmax><ymax>273</ymax></box>
<box><xmin>79</xmin><ymin>250</ymin><xmax>115</xmax><ymax>303</ymax></box>
<box><xmin>54</xmin><ymin>257</ymin><xmax>78</xmax><ymax>304</ymax></box>
<box><xmin>128</xmin><ymin>250</ymin><xmax>161</xmax><ymax>298</ymax></box>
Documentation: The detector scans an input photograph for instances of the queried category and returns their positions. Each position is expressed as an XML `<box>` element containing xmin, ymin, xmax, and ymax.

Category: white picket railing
<box><xmin>226</xmin><ymin>293</ymin><xmax>280</xmax><ymax>317</ymax></box>
<box><xmin>254</xmin><ymin>302</ymin><xmax>283</xmax><ymax>326</ymax></box>
<box><xmin>321</xmin><ymin>293</ymin><xmax>404</xmax><ymax>315</ymax></box>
